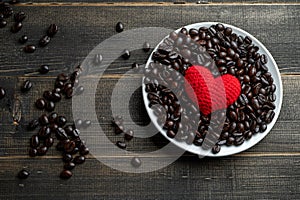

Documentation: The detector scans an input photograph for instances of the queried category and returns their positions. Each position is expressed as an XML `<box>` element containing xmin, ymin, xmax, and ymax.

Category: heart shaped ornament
<box><xmin>184</xmin><ymin>65</ymin><xmax>241</xmax><ymax>115</ymax></box>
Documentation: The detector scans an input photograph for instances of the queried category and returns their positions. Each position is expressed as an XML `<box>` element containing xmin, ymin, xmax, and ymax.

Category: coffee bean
<box><xmin>229</xmin><ymin>110</ymin><xmax>237</xmax><ymax>121</ymax></box>
<box><xmin>29</xmin><ymin>148</ymin><xmax>38</xmax><ymax>157</ymax></box>
<box><xmin>60</xmin><ymin>170</ymin><xmax>72</xmax><ymax>179</ymax></box>
<box><xmin>0</xmin><ymin>20</ymin><xmax>7</xmax><ymax>28</ymax></box>
<box><xmin>14</xmin><ymin>11</ymin><xmax>26</xmax><ymax>22</ymax></box>
<box><xmin>62</xmin><ymin>153</ymin><xmax>73</xmax><ymax>163</ymax></box>
<box><xmin>18</xmin><ymin>169</ymin><xmax>30</xmax><ymax>179</ymax></box>
<box><xmin>55</xmin><ymin>127</ymin><xmax>68</xmax><ymax>140</ymax></box>
<box><xmin>37</xmin><ymin>145</ymin><xmax>48</xmax><ymax>156</ymax></box>
<box><xmin>122</xmin><ymin>49</ymin><xmax>130</xmax><ymax>59</ymax></box>
<box><xmin>48</xmin><ymin>112</ymin><xmax>58</xmax><ymax>123</ymax></box>
<box><xmin>45</xmin><ymin>101</ymin><xmax>55</xmax><ymax>112</ymax></box>
<box><xmin>21</xmin><ymin>80</ymin><xmax>32</xmax><ymax>92</ymax></box>
<box><xmin>124</xmin><ymin>129</ymin><xmax>134</xmax><ymax>141</ymax></box>
<box><xmin>73</xmin><ymin>155</ymin><xmax>85</xmax><ymax>164</ymax></box>
<box><xmin>116</xmin><ymin>141</ymin><xmax>126</xmax><ymax>149</ymax></box>
<box><xmin>115</xmin><ymin>22</ymin><xmax>124</xmax><ymax>33</ymax></box>
<box><xmin>39</xmin><ymin>114</ymin><xmax>49</xmax><ymax>125</ymax></box>
<box><xmin>19</xmin><ymin>35</ymin><xmax>28</xmax><ymax>44</ymax></box>
<box><xmin>260</xmin><ymin>123</ymin><xmax>267</xmax><ymax>132</ymax></box>
<box><xmin>51</xmin><ymin>92</ymin><xmax>61</xmax><ymax>102</ymax></box>
<box><xmin>30</xmin><ymin>135</ymin><xmax>40</xmax><ymax>148</ymax></box>
<box><xmin>238</xmin><ymin>94</ymin><xmax>249</xmax><ymax>106</ymax></box>
<box><xmin>35</xmin><ymin>98</ymin><xmax>46</xmax><ymax>109</ymax></box>
<box><xmin>24</xmin><ymin>45</ymin><xmax>36</xmax><ymax>53</ymax></box>
<box><xmin>131</xmin><ymin>157</ymin><xmax>142</xmax><ymax>168</ymax></box>
<box><xmin>27</xmin><ymin>119</ymin><xmax>39</xmax><ymax>130</ymax></box>
<box><xmin>39</xmin><ymin>35</ymin><xmax>51</xmax><ymax>47</ymax></box>
<box><xmin>56</xmin><ymin>116</ymin><xmax>67</xmax><ymax>127</ymax></box>
<box><xmin>44</xmin><ymin>137</ymin><xmax>54</xmax><ymax>147</ymax></box>
<box><xmin>64</xmin><ymin>162</ymin><xmax>75</xmax><ymax>170</ymax></box>
<box><xmin>64</xmin><ymin>141</ymin><xmax>76</xmax><ymax>153</ymax></box>
<box><xmin>79</xmin><ymin>146</ymin><xmax>89</xmax><ymax>156</ymax></box>
<box><xmin>38</xmin><ymin>126</ymin><xmax>51</xmax><ymax>138</ymax></box>
<box><xmin>71</xmin><ymin>129</ymin><xmax>80</xmax><ymax>138</ymax></box>
<box><xmin>11</xmin><ymin>22</ymin><xmax>22</xmax><ymax>33</ymax></box>
<box><xmin>212</xmin><ymin>145</ymin><xmax>221</xmax><ymax>154</ymax></box>
<box><xmin>47</xmin><ymin>24</ymin><xmax>58</xmax><ymax>37</ymax></box>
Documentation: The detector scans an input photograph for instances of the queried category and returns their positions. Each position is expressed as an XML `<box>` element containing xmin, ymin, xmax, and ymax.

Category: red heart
<box><xmin>184</xmin><ymin>65</ymin><xmax>241</xmax><ymax>115</ymax></box>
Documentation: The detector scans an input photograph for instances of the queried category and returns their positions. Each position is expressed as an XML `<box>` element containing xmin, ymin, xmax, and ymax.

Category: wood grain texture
<box><xmin>0</xmin><ymin>4</ymin><xmax>299</xmax><ymax>76</ymax></box>
<box><xmin>0</xmin><ymin>2</ymin><xmax>299</xmax><ymax>200</ymax></box>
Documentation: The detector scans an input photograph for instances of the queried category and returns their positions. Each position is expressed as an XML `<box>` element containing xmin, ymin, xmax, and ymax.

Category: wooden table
<box><xmin>0</xmin><ymin>1</ymin><xmax>299</xmax><ymax>199</ymax></box>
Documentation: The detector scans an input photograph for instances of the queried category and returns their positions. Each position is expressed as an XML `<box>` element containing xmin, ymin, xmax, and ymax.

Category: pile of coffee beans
<box><xmin>144</xmin><ymin>23</ymin><xmax>277</xmax><ymax>154</ymax></box>
<box><xmin>27</xmin><ymin>66</ymin><xmax>90</xmax><ymax>179</ymax></box>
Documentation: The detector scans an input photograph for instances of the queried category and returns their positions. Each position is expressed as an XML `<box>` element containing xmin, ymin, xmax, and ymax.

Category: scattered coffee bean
<box><xmin>115</xmin><ymin>22</ymin><xmax>124</xmax><ymax>33</ymax></box>
<box><xmin>39</xmin><ymin>65</ymin><xmax>49</xmax><ymax>74</ymax></box>
<box><xmin>79</xmin><ymin>146</ymin><xmax>89</xmax><ymax>156</ymax></box>
<box><xmin>116</xmin><ymin>141</ymin><xmax>126</xmax><ymax>149</ymax></box>
<box><xmin>56</xmin><ymin>116</ymin><xmax>67</xmax><ymax>127</ymax></box>
<box><xmin>62</xmin><ymin>153</ymin><xmax>73</xmax><ymax>163</ymax></box>
<box><xmin>0</xmin><ymin>20</ymin><xmax>7</xmax><ymax>28</ymax></box>
<box><xmin>39</xmin><ymin>35</ymin><xmax>51</xmax><ymax>47</ymax></box>
<box><xmin>35</xmin><ymin>98</ymin><xmax>46</xmax><ymax>109</ymax></box>
<box><xmin>44</xmin><ymin>137</ymin><xmax>54</xmax><ymax>147</ymax></box>
<box><xmin>29</xmin><ymin>148</ymin><xmax>38</xmax><ymax>157</ymax></box>
<box><xmin>17</xmin><ymin>169</ymin><xmax>30</xmax><ymax>179</ymax></box>
<box><xmin>73</xmin><ymin>155</ymin><xmax>85</xmax><ymax>164</ymax></box>
<box><xmin>37</xmin><ymin>145</ymin><xmax>48</xmax><ymax>156</ymax></box>
<box><xmin>124</xmin><ymin>129</ymin><xmax>134</xmax><ymax>141</ymax></box>
<box><xmin>39</xmin><ymin>114</ymin><xmax>49</xmax><ymax>125</ymax></box>
<box><xmin>21</xmin><ymin>80</ymin><xmax>32</xmax><ymax>92</ymax></box>
<box><xmin>60</xmin><ymin>169</ymin><xmax>72</xmax><ymax>179</ymax></box>
<box><xmin>11</xmin><ymin>22</ymin><xmax>22</xmax><ymax>33</ymax></box>
<box><xmin>0</xmin><ymin>87</ymin><xmax>5</xmax><ymax>99</ymax></box>
<box><xmin>45</xmin><ymin>101</ymin><xmax>55</xmax><ymax>112</ymax></box>
<box><xmin>64</xmin><ymin>162</ymin><xmax>75</xmax><ymax>170</ymax></box>
<box><xmin>24</xmin><ymin>45</ymin><xmax>36</xmax><ymax>53</ymax></box>
<box><xmin>38</xmin><ymin>126</ymin><xmax>51</xmax><ymax>138</ymax></box>
<box><xmin>30</xmin><ymin>135</ymin><xmax>40</xmax><ymax>148</ymax></box>
<box><xmin>27</xmin><ymin>119</ymin><xmax>39</xmax><ymax>130</ymax></box>
<box><xmin>122</xmin><ymin>49</ymin><xmax>130</xmax><ymax>59</ymax></box>
<box><xmin>47</xmin><ymin>24</ymin><xmax>58</xmax><ymax>37</ymax></box>
<box><xmin>14</xmin><ymin>11</ymin><xmax>26</xmax><ymax>22</ymax></box>
<box><xmin>19</xmin><ymin>35</ymin><xmax>28</xmax><ymax>44</ymax></box>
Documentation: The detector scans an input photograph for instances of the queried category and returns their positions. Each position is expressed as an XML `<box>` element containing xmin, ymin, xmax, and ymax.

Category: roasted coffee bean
<box><xmin>57</xmin><ymin>73</ymin><xmax>69</xmax><ymax>82</ymax></box>
<box><xmin>39</xmin><ymin>114</ymin><xmax>49</xmax><ymax>125</ymax></box>
<box><xmin>48</xmin><ymin>112</ymin><xmax>58</xmax><ymax>123</ymax></box>
<box><xmin>74</xmin><ymin>155</ymin><xmax>85</xmax><ymax>164</ymax></box>
<box><xmin>56</xmin><ymin>116</ymin><xmax>67</xmax><ymax>127</ymax></box>
<box><xmin>47</xmin><ymin>24</ymin><xmax>58</xmax><ymax>37</ymax></box>
<box><xmin>11</xmin><ymin>22</ymin><xmax>22</xmax><ymax>33</ymax></box>
<box><xmin>226</xmin><ymin>137</ymin><xmax>235</xmax><ymax>145</ymax></box>
<box><xmin>122</xmin><ymin>49</ymin><xmax>130</xmax><ymax>59</ymax></box>
<box><xmin>64</xmin><ymin>162</ymin><xmax>76</xmax><ymax>170</ymax></box>
<box><xmin>45</xmin><ymin>101</ymin><xmax>55</xmax><ymax>112</ymax></box>
<box><xmin>37</xmin><ymin>145</ymin><xmax>48</xmax><ymax>156</ymax></box>
<box><xmin>124</xmin><ymin>129</ymin><xmax>134</xmax><ymax>141</ymax></box>
<box><xmin>260</xmin><ymin>123</ymin><xmax>267</xmax><ymax>132</ymax></box>
<box><xmin>80</xmin><ymin>146</ymin><xmax>89</xmax><ymax>156</ymax></box>
<box><xmin>24</xmin><ymin>45</ymin><xmax>36</xmax><ymax>53</ymax></box>
<box><xmin>60</xmin><ymin>170</ymin><xmax>72</xmax><ymax>179</ymax></box>
<box><xmin>14</xmin><ymin>11</ymin><xmax>26</xmax><ymax>22</ymax></box>
<box><xmin>27</xmin><ymin>119</ymin><xmax>39</xmax><ymax>130</ymax></box>
<box><xmin>56</xmin><ymin>139</ymin><xmax>69</xmax><ymax>151</ymax></box>
<box><xmin>39</xmin><ymin>35</ymin><xmax>51</xmax><ymax>47</ymax></box>
<box><xmin>229</xmin><ymin>110</ymin><xmax>237</xmax><ymax>121</ymax></box>
<box><xmin>0</xmin><ymin>20</ymin><xmax>7</xmax><ymax>28</ymax></box>
<box><xmin>116</xmin><ymin>141</ymin><xmax>126</xmax><ymax>149</ymax></box>
<box><xmin>44</xmin><ymin>137</ymin><xmax>54</xmax><ymax>147</ymax></box>
<box><xmin>62</xmin><ymin>153</ymin><xmax>73</xmax><ymax>163</ymax></box>
<box><xmin>55</xmin><ymin>127</ymin><xmax>68</xmax><ymax>140</ymax></box>
<box><xmin>70</xmin><ymin>129</ymin><xmax>80</xmax><ymax>138</ymax></box>
<box><xmin>0</xmin><ymin>87</ymin><xmax>5</xmax><ymax>99</ymax></box>
<box><xmin>38</xmin><ymin>126</ymin><xmax>51</xmax><ymax>138</ymax></box>
<box><xmin>30</xmin><ymin>135</ymin><xmax>40</xmax><ymax>148</ymax></box>
<box><xmin>51</xmin><ymin>92</ymin><xmax>61</xmax><ymax>102</ymax></box>
<box><xmin>21</xmin><ymin>80</ymin><xmax>32</xmax><ymax>92</ymax></box>
<box><xmin>53</xmin><ymin>88</ymin><xmax>61</xmax><ymax>94</ymax></box>
<box><xmin>166</xmin><ymin>130</ymin><xmax>176</xmax><ymax>138</ymax></box>
<box><xmin>212</xmin><ymin>145</ymin><xmax>221</xmax><ymax>154</ymax></box>
<box><xmin>39</xmin><ymin>64</ymin><xmax>49</xmax><ymax>75</ymax></box>
<box><xmin>238</xmin><ymin>94</ymin><xmax>249</xmax><ymax>106</ymax></box>
<box><xmin>260</xmin><ymin>54</ymin><xmax>268</xmax><ymax>64</ymax></box>
<box><xmin>131</xmin><ymin>157</ymin><xmax>142</xmax><ymax>168</ymax></box>
<box><xmin>18</xmin><ymin>169</ymin><xmax>30</xmax><ymax>179</ymax></box>
<box><xmin>115</xmin><ymin>22</ymin><xmax>124</xmax><ymax>33</ymax></box>
<box><xmin>64</xmin><ymin>141</ymin><xmax>76</xmax><ymax>153</ymax></box>
<box><xmin>29</xmin><ymin>148</ymin><xmax>38</xmax><ymax>157</ymax></box>
<box><xmin>65</xmin><ymin>88</ymin><xmax>73</xmax><ymax>99</ymax></box>
<box><xmin>143</xmin><ymin>42</ymin><xmax>151</xmax><ymax>52</ymax></box>
<box><xmin>19</xmin><ymin>35</ymin><xmax>28</xmax><ymax>44</ymax></box>
<box><xmin>265</xmin><ymin>110</ymin><xmax>275</xmax><ymax>123</ymax></box>
<box><xmin>35</xmin><ymin>98</ymin><xmax>46</xmax><ymax>109</ymax></box>
<box><xmin>234</xmin><ymin>136</ymin><xmax>245</xmax><ymax>146</ymax></box>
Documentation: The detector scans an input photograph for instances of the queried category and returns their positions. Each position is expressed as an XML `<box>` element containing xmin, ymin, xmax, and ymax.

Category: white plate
<box><xmin>142</xmin><ymin>22</ymin><xmax>283</xmax><ymax>157</ymax></box>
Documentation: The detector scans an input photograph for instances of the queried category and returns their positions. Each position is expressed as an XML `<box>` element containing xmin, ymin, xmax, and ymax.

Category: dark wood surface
<box><xmin>0</xmin><ymin>2</ymin><xmax>299</xmax><ymax>200</ymax></box>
